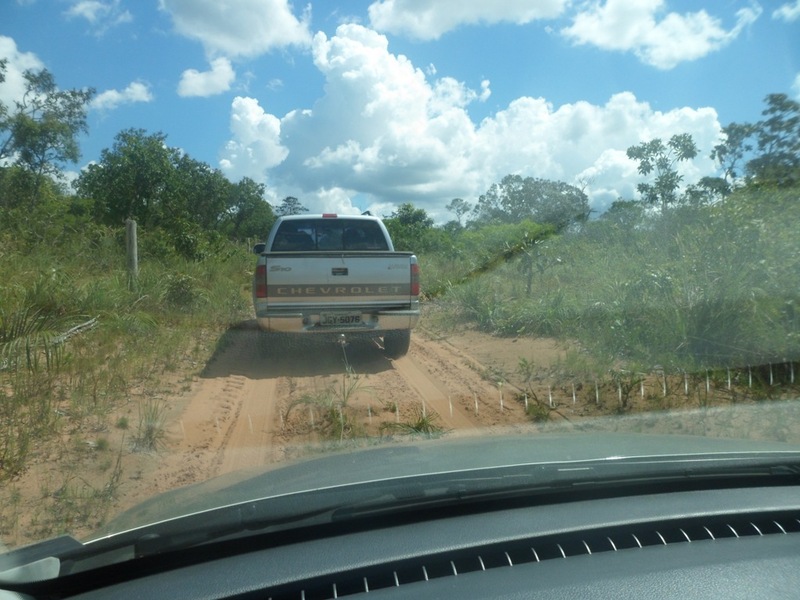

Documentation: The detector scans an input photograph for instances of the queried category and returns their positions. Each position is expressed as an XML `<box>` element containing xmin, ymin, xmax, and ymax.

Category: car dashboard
<box><xmin>28</xmin><ymin>483</ymin><xmax>800</xmax><ymax>599</ymax></box>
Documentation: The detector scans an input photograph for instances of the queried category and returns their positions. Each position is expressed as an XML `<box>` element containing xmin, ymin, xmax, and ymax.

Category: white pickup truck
<box><xmin>252</xmin><ymin>214</ymin><xmax>420</xmax><ymax>358</ymax></box>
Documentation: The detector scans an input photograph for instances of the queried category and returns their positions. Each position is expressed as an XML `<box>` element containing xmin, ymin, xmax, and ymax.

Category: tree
<box><xmin>75</xmin><ymin>129</ymin><xmax>180</xmax><ymax>227</ymax></box>
<box><xmin>682</xmin><ymin>176</ymin><xmax>731</xmax><ymax>207</ymax></box>
<box><xmin>0</xmin><ymin>59</ymin><xmax>7</xmax><ymax>136</ymax></box>
<box><xmin>225</xmin><ymin>177</ymin><xmax>276</xmax><ymax>240</ymax></box>
<box><xmin>383</xmin><ymin>203</ymin><xmax>436</xmax><ymax>251</ymax></box>
<box><xmin>274</xmin><ymin>196</ymin><xmax>308</xmax><ymax>216</ymax></box>
<box><xmin>446</xmin><ymin>197</ymin><xmax>471</xmax><ymax>226</ymax></box>
<box><xmin>745</xmin><ymin>93</ymin><xmax>800</xmax><ymax>187</ymax></box>
<box><xmin>386</xmin><ymin>203</ymin><xmax>434</xmax><ymax>228</ymax></box>
<box><xmin>711</xmin><ymin>122</ymin><xmax>756</xmax><ymax>184</ymax></box>
<box><xmin>0</xmin><ymin>65</ymin><xmax>94</xmax><ymax>192</ymax></box>
<box><xmin>600</xmin><ymin>199</ymin><xmax>646</xmax><ymax>228</ymax></box>
<box><xmin>626</xmin><ymin>133</ymin><xmax>698</xmax><ymax>215</ymax></box>
<box><xmin>172</xmin><ymin>153</ymin><xmax>231</xmax><ymax>229</ymax></box>
<box><xmin>74</xmin><ymin>128</ymin><xmax>274</xmax><ymax>258</ymax></box>
<box><xmin>473</xmin><ymin>175</ymin><xmax>589</xmax><ymax>230</ymax></box>
<box><xmin>0</xmin><ymin>163</ymin><xmax>63</xmax><ymax>216</ymax></box>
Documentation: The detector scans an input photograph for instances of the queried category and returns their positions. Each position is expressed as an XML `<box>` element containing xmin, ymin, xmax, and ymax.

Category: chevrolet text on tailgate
<box><xmin>252</xmin><ymin>214</ymin><xmax>420</xmax><ymax>358</ymax></box>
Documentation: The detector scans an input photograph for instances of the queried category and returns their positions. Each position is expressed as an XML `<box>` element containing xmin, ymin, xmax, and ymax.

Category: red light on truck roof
<box><xmin>322</xmin><ymin>213</ymin><xmax>338</xmax><ymax>218</ymax></box>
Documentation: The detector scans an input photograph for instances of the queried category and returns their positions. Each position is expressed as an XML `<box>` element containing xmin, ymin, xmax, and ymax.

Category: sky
<box><xmin>2</xmin><ymin>0</ymin><xmax>799</xmax><ymax>222</ymax></box>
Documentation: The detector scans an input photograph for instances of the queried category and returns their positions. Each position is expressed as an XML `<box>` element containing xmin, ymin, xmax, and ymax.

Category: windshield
<box><xmin>1</xmin><ymin>0</ymin><xmax>798</xmax><ymax>558</ymax></box>
<box><xmin>272</xmin><ymin>218</ymin><xmax>390</xmax><ymax>251</ymax></box>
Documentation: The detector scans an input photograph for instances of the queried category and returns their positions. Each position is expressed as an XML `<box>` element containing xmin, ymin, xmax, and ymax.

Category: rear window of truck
<box><xmin>271</xmin><ymin>219</ymin><xmax>390</xmax><ymax>251</ymax></box>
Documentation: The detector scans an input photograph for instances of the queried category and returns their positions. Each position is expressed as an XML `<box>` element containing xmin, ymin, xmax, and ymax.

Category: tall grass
<box><xmin>434</xmin><ymin>186</ymin><xmax>800</xmax><ymax>374</ymax></box>
<box><xmin>0</xmin><ymin>218</ymin><xmax>253</xmax><ymax>482</ymax></box>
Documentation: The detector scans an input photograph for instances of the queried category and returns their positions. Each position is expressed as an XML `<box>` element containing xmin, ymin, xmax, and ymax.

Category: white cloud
<box><xmin>177</xmin><ymin>57</ymin><xmax>235</xmax><ymax>97</ymax></box>
<box><xmin>280</xmin><ymin>24</ymin><xmax>482</xmax><ymax>203</ymax></box>
<box><xmin>159</xmin><ymin>0</ymin><xmax>311</xmax><ymax>58</ymax></box>
<box><xmin>792</xmin><ymin>73</ymin><xmax>800</xmax><ymax>100</ymax></box>
<box><xmin>90</xmin><ymin>81</ymin><xmax>153</xmax><ymax>111</ymax></box>
<box><xmin>60</xmin><ymin>168</ymin><xmax>82</xmax><ymax>190</ymax></box>
<box><xmin>66</xmin><ymin>1</ymin><xmax>107</xmax><ymax>22</ymax></box>
<box><xmin>306</xmin><ymin>187</ymin><xmax>364</xmax><ymax>215</ymax></box>
<box><xmin>479</xmin><ymin>80</ymin><xmax>491</xmax><ymax>102</ymax></box>
<box><xmin>562</xmin><ymin>0</ymin><xmax>762</xmax><ymax>70</ymax></box>
<box><xmin>773</xmin><ymin>0</ymin><xmax>800</xmax><ymax>22</ymax></box>
<box><xmin>64</xmin><ymin>0</ymin><xmax>133</xmax><ymax>34</ymax></box>
<box><xmin>218</xmin><ymin>24</ymin><xmax>722</xmax><ymax>219</ymax></box>
<box><xmin>469</xmin><ymin>92</ymin><xmax>721</xmax><ymax>213</ymax></box>
<box><xmin>368</xmin><ymin>0</ymin><xmax>568</xmax><ymax>40</ymax></box>
<box><xmin>0</xmin><ymin>36</ymin><xmax>45</xmax><ymax>108</ymax></box>
<box><xmin>219</xmin><ymin>96</ymin><xmax>289</xmax><ymax>181</ymax></box>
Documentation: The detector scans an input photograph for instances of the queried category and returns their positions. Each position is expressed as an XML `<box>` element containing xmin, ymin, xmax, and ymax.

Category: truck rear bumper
<box><xmin>255</xmin><ymin>305</ymin><xmax>420</xmax><ymax>334</ymax></box>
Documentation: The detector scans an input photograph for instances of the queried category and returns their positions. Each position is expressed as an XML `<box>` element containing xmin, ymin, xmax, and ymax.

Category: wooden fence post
<box><xmin>126</xmin><ymin>218</ymin><xmax>138</xmax><ymax>290</ymax></box>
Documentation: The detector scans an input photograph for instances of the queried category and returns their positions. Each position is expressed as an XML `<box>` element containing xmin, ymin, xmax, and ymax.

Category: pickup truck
<box><xmin>252</xmin><ymin>214</ymin><xmax>420</xmax><ymax>358</ymax></box>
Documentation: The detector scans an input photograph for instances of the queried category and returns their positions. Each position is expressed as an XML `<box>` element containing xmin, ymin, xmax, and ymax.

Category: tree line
<box><xmin>1</xmin><ymin>59</ymin><xmax>797</xmax><ymax>260</ymax></box>
<box><xmin>386</xmin><ymin>92</ymin><xmax>798</xmax><ymax>249</ymax></box>
<box><xmin>0</xmin><ymin>63</ymin><xmax>283</xmax><ymax>259</ymax></box>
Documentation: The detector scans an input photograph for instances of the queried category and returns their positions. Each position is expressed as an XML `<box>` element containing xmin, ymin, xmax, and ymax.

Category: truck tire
<box><xmin>383</xmin><ymin>330</ymin><xmax>411</xmax><ymax>359</ymax></box>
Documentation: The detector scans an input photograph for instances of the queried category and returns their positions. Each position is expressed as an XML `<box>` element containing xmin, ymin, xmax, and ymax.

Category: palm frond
<box><xmin>0</xmin><ymin>306</ymin><xmax>76</xmax><ymax>371</ymax></box>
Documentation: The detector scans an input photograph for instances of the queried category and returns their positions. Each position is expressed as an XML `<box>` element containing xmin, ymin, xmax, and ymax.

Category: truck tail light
<box><xmin>410</xmin><ymin>263</ymin><xmax>420</xmax><ymax>297</ymax></box>
<box><xmin>255</xmin><ymin>264</ymin><xmax>267</xmax><ymax>298</ymax></box>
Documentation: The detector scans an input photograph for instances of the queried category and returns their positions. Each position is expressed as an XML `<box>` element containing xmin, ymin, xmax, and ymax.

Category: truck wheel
<box><xmin>383</xmin><ymin>330</ymin><xmax>411</xmax><ymax>359</ymax></box>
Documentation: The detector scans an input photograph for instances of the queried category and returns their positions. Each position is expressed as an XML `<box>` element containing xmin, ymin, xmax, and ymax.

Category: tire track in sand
<box><xmin>390</xmin><ymin>354</ymin><xmax>480</xmax><ymax>428</ymax></box>
<box><xmin>392</xmin><ymin>334</ymin><xmax>527</xmax><ymax>430</ymax></box>
<box><xmin>215</xmin><ymin>376</ymin><xmax>279</xmax><ymax>475</ymax></box>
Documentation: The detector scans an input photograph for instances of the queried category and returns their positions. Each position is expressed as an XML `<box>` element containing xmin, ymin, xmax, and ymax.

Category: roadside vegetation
<box><xmin>413</xmin><ymin>94</ymin><xmax>800</xmax><ymax>389</ymax></box>
<box><xmin>427</xmin><ymin>186</ymin><xmax>798</xmax><ymax>375</ymax></box>
<box><xmin>0</xmin><ymin>59</ymin><xmax>798</xmax><ymax>543</ymax></box>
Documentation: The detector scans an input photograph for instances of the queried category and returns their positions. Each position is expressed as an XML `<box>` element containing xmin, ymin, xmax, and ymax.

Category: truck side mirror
<box><xmin>253</xmin><ymin>242</ymin><xmax>266</xmax><ymax>255</ymax></box>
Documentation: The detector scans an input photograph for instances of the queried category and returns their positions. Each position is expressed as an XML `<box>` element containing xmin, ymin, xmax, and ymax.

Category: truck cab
<box><xmin>253</xmin><ymin>214</ymin><xmax>420</xmax><ymax>358</ymax></box>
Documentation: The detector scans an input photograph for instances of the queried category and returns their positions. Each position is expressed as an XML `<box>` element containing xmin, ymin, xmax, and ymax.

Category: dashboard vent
<box><xmin>265</xmin><ymin>513</ymin><xmax>800</xmax><ymax>600</ymax></box>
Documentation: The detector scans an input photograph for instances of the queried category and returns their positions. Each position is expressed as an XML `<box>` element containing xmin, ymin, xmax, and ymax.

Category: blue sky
<box><xmin>2</xmin><ymin>0</ymin><xmax>799</xmax><ymax>220</ymax></box>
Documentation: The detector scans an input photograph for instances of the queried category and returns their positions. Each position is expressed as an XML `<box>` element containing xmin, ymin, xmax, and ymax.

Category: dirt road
<box><xmin>9</xmin><ymin>319</ymin><xmax>795</xmax><ymax>546</ymax></box>
<box><xmin>118</xmin><ymin>323</ymin><xmax>567</xmax><ymax>512</ymax></box>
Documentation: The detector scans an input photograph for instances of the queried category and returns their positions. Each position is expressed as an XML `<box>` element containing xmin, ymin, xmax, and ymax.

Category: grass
<box><xmin>0</xmin><ymin>218</ymin><xmax>254</xmax><ymax>544</ymax></box>
<box><xmin>280</xmin><ymin>365</ymin><xmax>459</xmax><ymax>446</ymax></box>
<box><xmin>132</xmin><ymin>398</ymin><xmax>168</xmax><ymax>452</ymax></box>
<box><xmin>431</xmin><ymin>187</ymin><xmax>800</xmax><ymax>378</ymax></box>
<box><xmin>525</xmin><ymin>402</ymin><xmax>551</xmax><ymax>423</ymax></box>
<box><xmin>380</xmin><ymin>406</ymin><xmax>447</xmax><ymax>439</ymax></box>
<box><xmin>283</xmin><ymin>367</ymin><xmax>369</xmax><ymax>442</ymax></box>
<box><xmin>29</xmin><ymin>443</ymin><xmax>124</xmax><ymax>540</ymax></box>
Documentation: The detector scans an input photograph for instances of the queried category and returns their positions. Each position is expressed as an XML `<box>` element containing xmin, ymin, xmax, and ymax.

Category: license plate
<box><xmin>320</xmin><ymin>312</ymin><xmax>362</xmax><ymax>326</ymax></box>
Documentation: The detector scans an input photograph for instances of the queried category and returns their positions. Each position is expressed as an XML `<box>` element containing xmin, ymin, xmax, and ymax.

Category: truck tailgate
<box><xmin>263</xmin><ymin>252</ymin><xmax>415</xmax><ymax>309</ymax></box>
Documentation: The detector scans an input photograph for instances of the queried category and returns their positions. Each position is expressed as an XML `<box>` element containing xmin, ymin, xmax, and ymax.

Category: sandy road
<box><xmin>121</xmin><ymin>322</ymin><xmax>545</xmax><ymax>509</ymax></box>
<box><xmin>12</xmin><ymin>318</ymin><xmax>797</xmax><ymax>548</ymax></box>
<box><xmin>80</xmin><ymin>321</ymin><xmax>800</xmax><ymax>529</ymax></box>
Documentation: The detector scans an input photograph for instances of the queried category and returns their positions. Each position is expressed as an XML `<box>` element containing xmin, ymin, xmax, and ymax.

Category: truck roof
<box><xmin>276</xmin><ymin>214</ymin><xmax>382</xmax><ymax>222</ymax></box>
